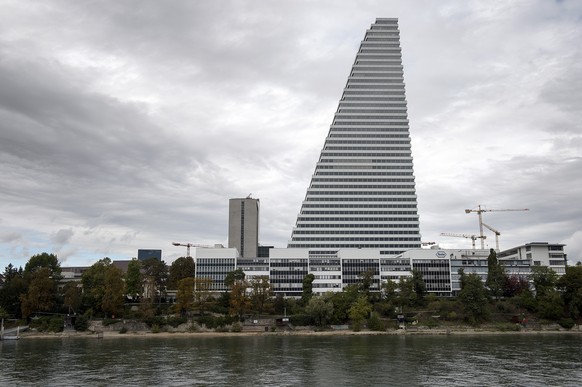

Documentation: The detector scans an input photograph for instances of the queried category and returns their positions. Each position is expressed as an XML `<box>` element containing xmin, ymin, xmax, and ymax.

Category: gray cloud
<box><xmin>51</xmin><ymin>228</ymin><xmax>74</xmax><ymax>246</ymax></box>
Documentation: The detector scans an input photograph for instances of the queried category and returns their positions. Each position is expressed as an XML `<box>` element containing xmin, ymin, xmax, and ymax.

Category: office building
<box><xmin>288</xmin><ymin>18</ymin><xmax>421</xmax><ymax>253</ymax></box>
<box><xmin>228</xmin><ymin>197</ymin><xmax>260</xmax><ymax>258</ymax></box>
<box><xmin>137</xmin><ymin>249</ymin><xmax>162</xmax><ymax>261</ymax></box>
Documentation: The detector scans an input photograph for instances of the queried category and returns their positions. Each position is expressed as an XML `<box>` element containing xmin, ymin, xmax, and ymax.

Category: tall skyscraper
<box><xmin>228</xmin><ymin>197</ymin><xmax>260</xmax><ymax>258</ymax></box>
<box><xmin>288</xmin><ymin>18</ymin><xmax>421</xmax><ymax>254</ymax></box>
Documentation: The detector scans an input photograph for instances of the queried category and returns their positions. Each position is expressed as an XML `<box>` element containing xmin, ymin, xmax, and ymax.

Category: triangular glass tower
<box><xmin>288</xmin><ymin>18</ymin><xmax>421</xmax><ymax>254</ymax></box>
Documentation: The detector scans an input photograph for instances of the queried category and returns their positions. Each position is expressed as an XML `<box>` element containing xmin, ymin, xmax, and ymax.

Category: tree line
<box><xmin>1</xmin><ymin>250</ymin><xmax>582</xmax><ymax>331</ymax></box>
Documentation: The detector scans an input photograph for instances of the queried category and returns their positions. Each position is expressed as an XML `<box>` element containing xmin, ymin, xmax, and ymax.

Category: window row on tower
<box><xmin>301</xmin><ymin>210</ymin><xmax>418</xmax><ymax>215</ymax></box>
<box><xmin>311</xmin><ymin>177</ymin><xmax>414</xmax><ymax>182</ymax></box>
<box><xmin>304</xmin><ymin>197</ymin><xmax>417</xmax><ymax>202</ymax></box>
<box><xmin>292</xmin><ymin>230</ymin><xmax>419</xmax><ymax>235</ymax></box>
<box><xmin>301</xmin><ymin>203</ymin><xmax>417</xmax><ymax>208</ymax></box>
<box><xmin>295</xmin><ymin>223</ymin><xmax>418</xmax><ymax>228</ymax></box>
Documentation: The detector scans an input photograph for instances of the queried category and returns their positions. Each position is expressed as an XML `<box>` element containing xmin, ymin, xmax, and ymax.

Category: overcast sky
<box><xmin>1</xmin><ymin>0</ymin><xmax>581</xmax><ymax>269</ymax></box>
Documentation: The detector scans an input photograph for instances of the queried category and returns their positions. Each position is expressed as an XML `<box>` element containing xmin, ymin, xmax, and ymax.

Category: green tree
<box><xmin>19</xmin><ymin>253</ymin><xmax>62</xmax><ymax>318</ymax></box>
<box><xmin>301</xmin><ymin>274</ymin><xmax>315</xmax><ymax>305</ymax></box>
<box><xmin>382</xmin><ymin>280</ymin><xmax>398</xmax><ymax>303</ymax></box>
<box><xmin>557</xmin><ymin>266</ymin><xmax>582</xmax><ymax>319</ymax></box>
<box><xmin>229</xmin><ymin>279</ymin><xmax>250</xmax><ymax>321</ymax></box>
<box><xmin>250</xmin><ymin>276</ymin><xmax>272</xmax><ymax>316</ymax></box>
<box><xmin>168</xmin><ymin>256</ymin><xmax>196</xmax><ymax>289</ymax></box>
<box><xmin>142</xmin><ymin>258</ymin><xmax>168</xmax><ymax>303</ymax></box>
<box><xmin>358</xmin><ymin>269</ymin><xmax>377</xmax><ymax>301</ymax></box>
<box><xmin>537</xmin><ymin>289</ymin><xmax>564</xmax><ymax>320</ymax></box>
<box><xmin>349</xmin><ymin>295</ymin><xmax>372</xmax><ymax>331</ymax></box>
<box><xmin>486</xmin><ymin>249</ymin><xmax>506</xmax><ymax>299</ymax></box>
<box><xmin>306</xmin><ymin>295</ymin><xmax>334</xmax><ymax>327</ymax></box>
<box><xmin>328</xmin><ymin>288</ymin><xmax>357</xmax><ymax>324</ymax></box>
<box><xmin>193</xmin><ymin>277</ymin><xmax>213</xmax><ymax>315</ymax></box>
<box><xmin>24</xmin><ymin>253</ymin><xmax>61</xmax><ymax>276</ymax></box>
<box><xmin>225</xmin><ymin>268</ymin><xmax>246</xmax><ymax>288</ymax></box>
<box><xmin>397</xmin><ymin>276</ymin><xmax>416</xmax><ymax>311</ymax></box>
<box><xmin>176</xmin><ymin>277</ymin><xmax>195</xmax><ymax>317</ymax></box>
<box><xmin>225</xmin><ymin>268</ymin><xmax>249</xmax><ymax>320</ymax></box>
<box><xmin>412</xmin><ymin>269</ymin><xmax>427</xmax><ymax>306</ymax></box>
<box><xmin>81</xmin><ymin>258</ymin><xmax>111</xmax><ymax>314</ymax></box>
<box><xmin>62</xmin><ymin>281</ymin><xmax>82</xmax><ymax>315</ymax></box>
<box><xmin>0</xmin><ymin>264</ymin><xmax>26</xmax><ymax>318</ymax></box>
<box><xmin>458</xmin><ymin>272</ymin><xmax>489</xmax><ymax>324</ymax></box>
<box><xmin>529</xmin><ymin>266</ymin><xmax>558</xmax><ymax>300</ymax></box>
<box><xmin>20</xmin><ymin>267</ymin><xmax>57</xmax><ymax>318</ymax></box>
<box><xmin>102</xmin><ymin>265</ymin><xmax>125</xmax><ymax>318</ymax></box>
<box><xmin>125</xmin><ymin>258</ymin><xmax>143</xmax><ymax>301</ymax></box>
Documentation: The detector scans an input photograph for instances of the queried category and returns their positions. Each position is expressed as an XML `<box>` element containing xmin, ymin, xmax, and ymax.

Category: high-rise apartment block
<box><xmin>228</xmin><ymin>197</ymin><xmax>260</xmax><ymax>258</ymax></box>
<box><xmin>288</xmin><ymin>18</ymin><xmax>421</xmax><ymax>254</ymax></box>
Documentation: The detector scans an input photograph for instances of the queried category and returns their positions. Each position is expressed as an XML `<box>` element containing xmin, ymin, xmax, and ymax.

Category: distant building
<box><xmin>498</xmin><ymin>242</ymin><xmax>567</xmax><ymax>274</ymax></box>
<box><xmin>192</xmin><ymin>241</ymin><xmax>566</xmax><ymax>297</ymax></box>
<box><xmin>137</xmin><ymin>249</ymin><xmax>162</xmax><ymax>261</ymax></box>
<box><xmin>228</xmin><ymin>197</ymin><xmax>259</xmax><ymax>258</ymax></box>
<box><xmin>195</xmin><ymin>247</ymin><xmax>238</xmax><ymax>292</ymax></box>
<box><xmin>258</xmin><ymin>245</ymin><xmax>273</xmax><ymax>258</ymax></box>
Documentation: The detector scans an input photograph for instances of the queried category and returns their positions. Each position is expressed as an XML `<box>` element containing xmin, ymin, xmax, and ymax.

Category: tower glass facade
<box><xmin>288</xmin><ymin>18</ymin><xmax>421</xmax><ymax>254</ymax></box>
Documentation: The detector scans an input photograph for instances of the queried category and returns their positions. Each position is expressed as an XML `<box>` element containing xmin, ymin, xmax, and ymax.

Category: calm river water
<box><xmin>1</xmin><ymin>333</ymin><xmax>581</xmax><ymax>386</ymax></box>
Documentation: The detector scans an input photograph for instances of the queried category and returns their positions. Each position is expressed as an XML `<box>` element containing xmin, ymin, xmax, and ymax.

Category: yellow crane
<box><xmin>440</xmin><ymin>232</ymin><xmax>486</xmax><ymax>250</ymax></box>
<box><xmin>464</xmin><ymin>205</ymin><xmax>529</xmax><ymax>249</ymax></box>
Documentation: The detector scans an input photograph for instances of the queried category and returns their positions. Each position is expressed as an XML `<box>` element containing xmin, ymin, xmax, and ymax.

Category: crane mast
<box><xmin>440</xmin><ymin>232</ymin><xmax>486</xmax><ymax>250</ymax></box>
<box><xmin>172</xmin><ymin>242</ymin><xmax>211</xmax><ymax>258</ymax></box>
<box><xmin>481</xmin><ymin>222</ymin><xmax>501</xmax><ymax>251</ymax></box>
<box><xmin>464</xmin><ymin>205</ymin><xmax>529</xmax><ymax>249</ymax></box>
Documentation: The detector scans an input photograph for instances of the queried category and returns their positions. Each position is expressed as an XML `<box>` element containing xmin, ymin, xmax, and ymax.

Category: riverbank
<box><xmin>18</xmin><ymin>325</ymin><xmax>582</xmax><ymax>339</ymax></box>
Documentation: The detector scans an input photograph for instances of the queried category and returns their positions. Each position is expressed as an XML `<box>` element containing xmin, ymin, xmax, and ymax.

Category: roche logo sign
<box><xmin>436</xmin><ymin>251</ymin><xmax>447</xmax><ymax>258</ymax></box>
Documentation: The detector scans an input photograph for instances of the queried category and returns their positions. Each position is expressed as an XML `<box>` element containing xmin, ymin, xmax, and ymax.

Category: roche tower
<box><xmin>288</xmin><ymin>18</ymin><xmax>421</xmax><ymax>254</ymax></box>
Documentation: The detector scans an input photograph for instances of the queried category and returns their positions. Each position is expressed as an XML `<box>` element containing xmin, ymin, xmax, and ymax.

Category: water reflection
<box><xmin>1</xmin><ymin>334</ymin><xmax>581</xmax><ymax>386</ymax></box>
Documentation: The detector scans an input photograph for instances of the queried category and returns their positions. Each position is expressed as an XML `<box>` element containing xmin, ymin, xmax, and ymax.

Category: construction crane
<box><xmin>440</xmin><ymin>232</ymin><xmax>486</xmax><ymax>250</ymax></box>
<box><xmin>171</xmin><ymin>242</ymin><xmax>211</xmax><ymax>257</ymax></box>
<box><xmin>464</xmin><ymin>205</ymin><xmax>529</xmax><ymax>249</ymax></box>
<box><xmin>482</xmin><ymin>222</ymin><xmax>501</xmax><ymax>251</ymax></box>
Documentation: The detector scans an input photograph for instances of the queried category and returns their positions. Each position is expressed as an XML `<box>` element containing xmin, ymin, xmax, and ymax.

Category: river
<box><xmin>1</xmin><ymin>333</ymin><xmax>581</xmax><ymax>386</ymax></box>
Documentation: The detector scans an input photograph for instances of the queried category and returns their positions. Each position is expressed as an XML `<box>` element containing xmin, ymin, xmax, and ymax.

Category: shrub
<box><xmin>151</xmin><ymin>324</ymin><xmax>161</xmax><ymax>333</ymax></box>
<box><xmin>231</xmin><ymin>322</ymin><xmax>242</xmax><ymax>332</ymax></box>
<box><xmin>494</xmin><ymin>322</ymin><xmax>520</xmax><ymax>332</ymax></box>
<box><xmin>558</xmin><ymin>318</ymin><xmax>575</xmax><ymax>330</ymax></box>
<box><xmin>367</xmin><ymin>312</ymin><xmax>385</xmax><ymax>331</ymax></box>
<box><xmin>167</xmin><ymin>316</ymin><xmax>187</xmax><ymax>328</ymax></box>
<box><xmin>289</xmin><ymin>314</ymin><xmax>313</xmax><ymax>327</ymax></box>
<box><xmin>48</xmin><ymin>317</ymin><xmax>64</xmax><ymax>332</ymax></box>
<box><xmin>119</xmin><ymin>326</ymin><xmax>128</xmax><ymax>334</ymax></box>
<box><xmin>103</xmin><ymin>318</ymin><xmax>121</xmax><ymax>326</ymax></box>
<box><xmin>30</xmin><ymin>316</ymin><xmax>64</xmax><ymax>332</ymax></box>
<box><xmin>425</xmin><ymin>318</ymin><xmax>440</xmax><ymax>329</ymax></box>
<box><xmin>74</xmin><ymin>315</ymin><xmax>89</xmax><ymax>331</ymax></box>
<box><xmin>144</xmin><ymin>316</ymin><xmax>166</xmax><ymax>328</ymax></box>
<box><xmin>196</xmin><ymin>315</ymin><xmax>236</xmax><ymax>329</ymax></box>
<box><xmin>446</xmin><ymin>311</ymin><xmax>458</xmax><ymax>321</ymax></box>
